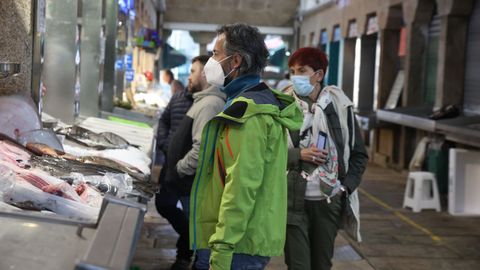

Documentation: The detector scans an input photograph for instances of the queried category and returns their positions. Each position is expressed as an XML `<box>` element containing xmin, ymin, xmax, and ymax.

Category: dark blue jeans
<box><xmin>195</xmin><ymin>249</ymin><xmax>270</xmax><ymax>270</ymax></box>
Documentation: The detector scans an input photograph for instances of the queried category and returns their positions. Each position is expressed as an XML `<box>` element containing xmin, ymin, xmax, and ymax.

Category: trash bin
<box><xmin>426</xmin><ymin>140</ymin><xmax>449</xmax><ymax>194</ymax></box>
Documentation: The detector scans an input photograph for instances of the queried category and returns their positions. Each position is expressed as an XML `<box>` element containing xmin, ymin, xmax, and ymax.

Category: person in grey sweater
<box><xmin>157</xmin><ymin>55</ymin><xmax>226</xmax><ymax>270</ymax></box>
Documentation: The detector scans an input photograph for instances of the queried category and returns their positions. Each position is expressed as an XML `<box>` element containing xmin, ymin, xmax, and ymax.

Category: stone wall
<box><xmin>0</xmin><ymin>0</ymin><xmax>33</xmax><ymax>96</ymax></box>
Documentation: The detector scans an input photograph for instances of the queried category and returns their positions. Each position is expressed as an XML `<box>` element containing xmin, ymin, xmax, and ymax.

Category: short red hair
<box><xmin>288</xmin><ymin>47</ymin><xmax>329</xmax><ymax>74</ymax></box>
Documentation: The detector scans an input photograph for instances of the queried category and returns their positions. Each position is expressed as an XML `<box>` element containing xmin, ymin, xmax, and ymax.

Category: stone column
<box><xmin>434</xmin><ymin>0</ymin><xmax>474</xmax><ymax>110</ymax></box>
<box><xmin>377</xmin><ymin>5</ymin><xmax>403</xmax><ymax>109</ymax></box>
<box><xmin>357</xmin><ymin>34</ymin><xmax>377</xmax><ymax>113</ymax></box>
<box><xmin>162</xmin><ymin>29</ymin><xmax>173</xmax><ymax>43</ymax></box>
<box><xmin>340</xmin><ymin>18</ymin><xmax>357</xmax><ymax>101</ymax></box>
<box><xmin>340</xmin><ymin>38</ymin><xmax>356</xmax><ymax>101</ymax></box>
<box><xmin>402</xmin><ymin>0</ymin><xmax>436</xmax><ymax>106</ymax></box>
<box><xmin>372</xmin><ymin>4</ymin><xmax>403</xmax><ymax>166</ymax></box>
<box><xmin>0</xmin><ymin>0</ymin><xmax>33</xmax><ymax>96</ymax></box>
<box><xmin>392</xmin><ymin>0</ymin><xmax>436</xmax><ymax>168</ymax></box>
<box><xmin>157</xmin><ymin>29</ymin><xmax>172</xmax><ymax>73</ymax></box>
<box><xmin>191</xmin><ymin>31</ymin><xmax>216</xmax><ymax>56</ymax></box>
<box><xmin>43</xmin><ymin>0</ymin><xmax>78</xmax><ymax>124</ymax></box>
<box><xmin>79</xmin><ymin>0</ymin><xmax>103</xmax><ymax>118</ymax></box>
<box><xmin>101</xmin><ymin>0</ymin><xmax>118</xmax><ymax>112</ymax></box>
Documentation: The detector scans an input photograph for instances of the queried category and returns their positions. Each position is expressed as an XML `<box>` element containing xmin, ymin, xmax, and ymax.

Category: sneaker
<box><xmin>170</xmin><ymin>259</ymin><xmax>191</xmax><ymax>270</ymax></box>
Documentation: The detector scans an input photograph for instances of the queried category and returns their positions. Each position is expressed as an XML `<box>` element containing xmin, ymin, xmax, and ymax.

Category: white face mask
<box><xmin>203</xmin><ymin>55</ymin><xmax>234</xmax><ymax>87</ymax></box>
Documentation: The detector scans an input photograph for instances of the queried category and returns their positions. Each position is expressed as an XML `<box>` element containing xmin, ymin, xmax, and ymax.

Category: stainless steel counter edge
<box><xmin>75</xmin><ymin>195</ymin><xmax>147</xmax><ymax>270</ymax></box>
<box><xmin>377</xmin><ymin>109</ymin><xmax>437</xmax><ymax>132</ymax></box>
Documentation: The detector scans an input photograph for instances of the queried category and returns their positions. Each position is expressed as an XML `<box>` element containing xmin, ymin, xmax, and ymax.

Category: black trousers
<box><xmin>155</xmin><ymin>183</ymin><xmax>192</xmax><ymax>260</ymax></box>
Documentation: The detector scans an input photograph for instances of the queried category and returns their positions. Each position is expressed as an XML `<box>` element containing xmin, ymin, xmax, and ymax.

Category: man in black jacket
<box><xmin>155</xmin><ymin>71</ymin><xmax>193</xmax><ymax>270</ymax></box>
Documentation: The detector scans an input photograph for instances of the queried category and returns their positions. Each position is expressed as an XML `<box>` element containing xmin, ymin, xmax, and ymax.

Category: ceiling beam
<box><xmin>163</xmin><ymin>22</ymin><xmax>294</xmax><ymax>35</ymax></box>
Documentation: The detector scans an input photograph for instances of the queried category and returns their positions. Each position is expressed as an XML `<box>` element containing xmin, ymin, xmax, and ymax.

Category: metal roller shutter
<box><xmin>464</xmin><ymin>0</ymin><xmax>480</xmax><ymax>115</ymax></box>
<box><xmin>424</xmin><ymin>14</ymin><xmax>440</xmax><ymax>105</ymax></box>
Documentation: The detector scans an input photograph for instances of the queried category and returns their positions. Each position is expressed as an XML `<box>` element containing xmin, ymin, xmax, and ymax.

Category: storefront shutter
<box><xmin>464</xmin><ymin>0</ymin><xmax>480</xmax><ymax>115</ymax></box>
<box><xmin>423</xmin><ymin>14</ymin><xmax>440</xmax><ymax>105</ymax></box>
<box><xmin>327</xmin><ymin>26</ymin><xmax>341</xmax><ymax>85</ymax></box>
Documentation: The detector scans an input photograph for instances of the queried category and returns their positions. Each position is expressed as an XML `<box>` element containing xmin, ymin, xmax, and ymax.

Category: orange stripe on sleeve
<box><xmin>225</xmin><ymin>126</ymin><xmax>234</xmax><ymax>159</ymax></box>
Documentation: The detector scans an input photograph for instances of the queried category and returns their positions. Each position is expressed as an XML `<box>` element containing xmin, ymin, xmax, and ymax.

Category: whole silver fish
<box><xmin>56</xmin><ymin>126</ymin><xmax>130</xmax><ymax>150</ymax></box>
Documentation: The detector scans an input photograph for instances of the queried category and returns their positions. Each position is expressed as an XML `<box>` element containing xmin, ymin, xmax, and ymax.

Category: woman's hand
<box><xmin>300</xmin><ymin>145</ymin><xmax>328</xmax><ymax>166</ymax></box>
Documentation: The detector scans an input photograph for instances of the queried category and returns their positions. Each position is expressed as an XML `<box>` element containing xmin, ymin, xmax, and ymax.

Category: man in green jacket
<box><xmin>190</xmin><ymin>23</ymin><xmax>303</xmax><ymax>270</ymax></box>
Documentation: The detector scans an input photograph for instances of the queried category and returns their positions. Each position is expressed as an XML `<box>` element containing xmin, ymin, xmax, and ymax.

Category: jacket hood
<box><xmin>214</xmin><ymin>88</ymin><xmax>303</xmax><ymax>131</ymax></box>
<box><xmin>192</xmin><ymin>85</ymin><xmax>226</xmax><ymax>103</ymax></box>
<box><xmin>323</xmin><ymin>85</ymin><xmax>354</xmax><ymax>108</ymax></box>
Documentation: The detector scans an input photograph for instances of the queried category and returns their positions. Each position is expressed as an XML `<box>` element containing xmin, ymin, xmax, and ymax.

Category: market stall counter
<box><xmin>0</xmin><ymin>195</ymin><xmax>146</xmax><ymax>270</ymax></box>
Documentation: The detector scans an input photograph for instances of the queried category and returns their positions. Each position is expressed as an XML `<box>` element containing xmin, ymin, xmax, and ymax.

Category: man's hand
<box><xmin>300</xmin><ymin>145</ymin><xmax>328</xmax><ymax>166</ymax></box>
<box><xmin>176</xmin><ymin>164</ymin><xmax>185</xmax><ymax>178</ymax></box>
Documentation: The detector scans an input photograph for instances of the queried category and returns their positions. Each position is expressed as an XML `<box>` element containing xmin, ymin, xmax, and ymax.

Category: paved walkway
<box><xmin>132</xmin><ymin>164</ymin><xmax>480</xmax><ymax>270</ymax></box>
<box><xmin>352</xmin><ymin>165</ymin><xmax>480</xmax><ymax>270</ymax></box>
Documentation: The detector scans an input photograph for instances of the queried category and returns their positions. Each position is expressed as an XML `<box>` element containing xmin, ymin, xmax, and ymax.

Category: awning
<box><xmin>161</xmin><ymin>43</ymin><xmax>187</xmax><ymax>69</ymax></box>
<box><xmin>269</xmin><ymin>47</ymin><xmax>287</xmax><ymax>68</ymax></box>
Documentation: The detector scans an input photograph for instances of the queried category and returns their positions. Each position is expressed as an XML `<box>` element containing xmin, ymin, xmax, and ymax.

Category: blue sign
<box><xmin>124</xmin><ymin>54</ymin><xmax>133</xmax><ymax>69</ymax></box>
<box><xmin>125</xmin><ymin>69</ymin><xmax>135</xmax><ymax>82</ymax></box>
<box><xmin>115</xmin><ymin>59</ymin><xmax>124</xmax><ymax>70</ymax></box>
<box><xmin>118</xmin><ymin>0</ymin><xmax>134</xmax><ymax>14</ymax></box>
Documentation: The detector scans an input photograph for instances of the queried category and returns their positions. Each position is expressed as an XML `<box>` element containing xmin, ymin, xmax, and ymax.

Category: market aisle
<box><xmin>132</xmin><ymin>178</ymin><xmax>373</xmax><ymax>269</ymax></box>
<box><xmin>132</xmin><ymin>205</ymin><xmax>373</xmax><ymax>270</ymax></box>
<box><xmin>132</xmin><ymin>164</ymin><xmax>480</xmax><ymax>270</ymax></box>
<box><xmin>352</xmin><ymin>165</ymin><xmax>480</xmax><ymax>270</ymax></box>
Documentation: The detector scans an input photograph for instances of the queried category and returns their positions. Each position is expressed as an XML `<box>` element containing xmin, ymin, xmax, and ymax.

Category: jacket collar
<box><xmin>222</xmin><ymin>74</ymin><xmax>260</xmax><ymax>107</ymax></box>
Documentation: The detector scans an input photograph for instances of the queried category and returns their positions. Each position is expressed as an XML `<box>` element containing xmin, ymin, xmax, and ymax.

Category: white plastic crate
<box><xmin>448</xmin><ymin>148</ymin><xmax>480</xmax><ymax>216</ymax></box>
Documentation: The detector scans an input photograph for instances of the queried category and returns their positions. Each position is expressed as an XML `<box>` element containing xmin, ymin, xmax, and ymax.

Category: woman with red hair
<box><xmin>284</xmin><ymin>47</ymin><xmax>368</xmax><ymax>270</ymax></box>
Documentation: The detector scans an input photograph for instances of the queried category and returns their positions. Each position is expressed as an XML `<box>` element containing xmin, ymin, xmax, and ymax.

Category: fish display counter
<box><xmin>0</xmin><ymin>95</ymin><xmax>157</xmax><ymax>269</ymax></box>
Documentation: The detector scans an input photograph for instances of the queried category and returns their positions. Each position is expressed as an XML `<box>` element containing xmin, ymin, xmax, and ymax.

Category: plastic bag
<box><xmin>5</xmin><ymin>179</ymin><xmax>99</xmax><ymax>220</ymax></box>
<box><xmin>70</xmin><ymin>172</ymin><xmax>133</xmax><ymax>198</ymax></box>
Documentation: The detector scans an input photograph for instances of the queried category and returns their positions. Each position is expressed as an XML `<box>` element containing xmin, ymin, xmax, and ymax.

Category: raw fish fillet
<box><xmin>0</xmin><ymin>140</ymin><xmax>31</xmax><ymax>164</ymax></box>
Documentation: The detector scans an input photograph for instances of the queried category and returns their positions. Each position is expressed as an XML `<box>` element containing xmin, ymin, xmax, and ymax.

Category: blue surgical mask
<box><xmin>290</xmin><ymin>71</ymin><xmax>320</xmax><ymax>96</ymax></box>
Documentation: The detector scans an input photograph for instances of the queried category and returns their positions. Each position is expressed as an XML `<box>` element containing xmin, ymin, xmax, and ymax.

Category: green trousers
<box><xmin>284</xmin><ymin>195</ymin><xmax>342</xmax><ymax>270</ymax></box>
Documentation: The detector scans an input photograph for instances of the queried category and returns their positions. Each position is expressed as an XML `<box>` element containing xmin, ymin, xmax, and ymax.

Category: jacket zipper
<box><xmin>192</xmin><ymin>123</ymin><xmax>211</xmax><ymax>252</ymax></box>
<box><xmin>192</xmin><ymin>122</ymin><xmax>220</xmax><ymax>252</ymax></box>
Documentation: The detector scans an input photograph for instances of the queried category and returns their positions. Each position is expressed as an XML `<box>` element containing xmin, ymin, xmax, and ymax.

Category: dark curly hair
<box><xmin>288</xmin><ymin>47</ymin><xmax>329</xmax><ymax>74</ymax></box>
<box><xmin>217</xmin><ymin>23</ymin><xmax>269</xmax><ymax>76</ymax></box>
